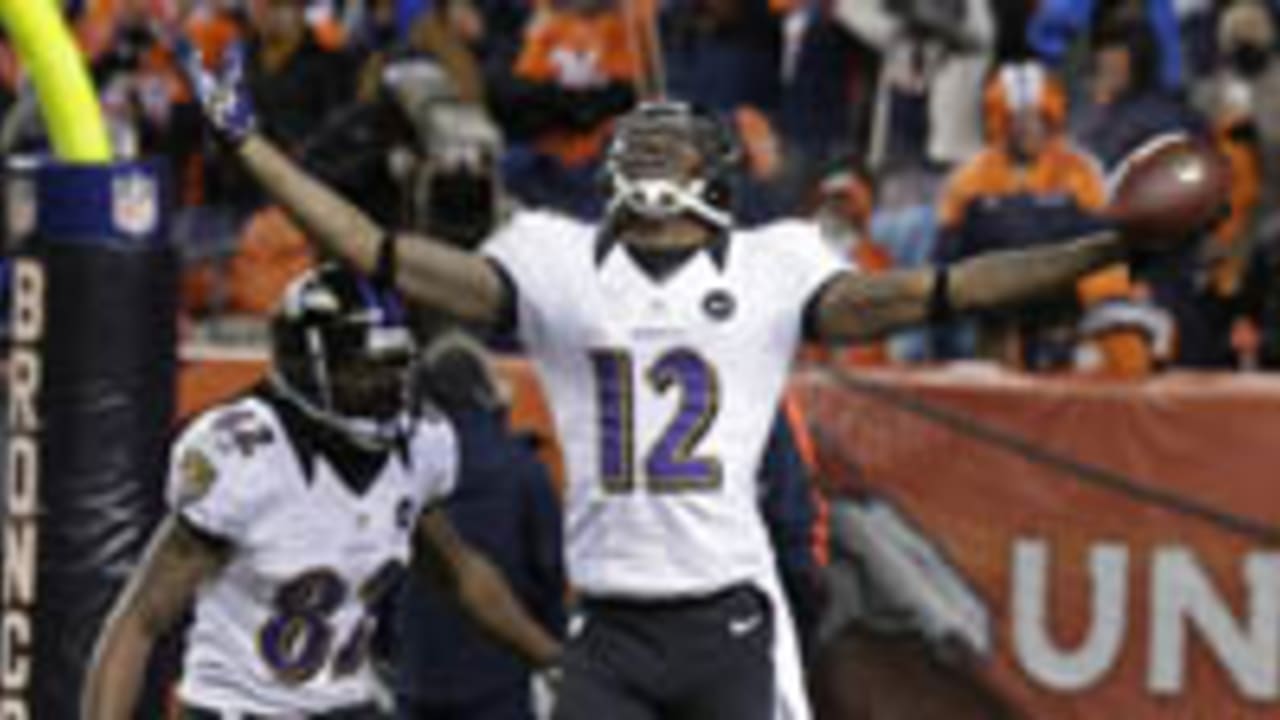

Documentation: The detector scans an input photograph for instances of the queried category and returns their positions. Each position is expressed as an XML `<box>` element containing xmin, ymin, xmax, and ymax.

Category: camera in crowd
<box><xmin>301</xmin><ymin>57</ymin><xmax>504</xmax><ymax>251</ymax></box>
<box><xmin>382</xmin><ymin>59</ymin><xmax>504</xmax><ymax>250</ymax></box>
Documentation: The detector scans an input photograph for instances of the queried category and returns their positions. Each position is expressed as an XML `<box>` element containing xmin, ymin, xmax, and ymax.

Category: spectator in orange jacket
<box><xmin>493</xmin><ymin>0</ymin><xmax>639</xmax><ymax>217</ymax></box>
<box><xmin>936</xmin><ymin>61</ymin><xmax>1152</xmax><ymax>377</ymax></box>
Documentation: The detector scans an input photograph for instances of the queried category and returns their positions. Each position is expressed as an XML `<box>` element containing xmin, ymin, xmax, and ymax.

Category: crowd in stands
<box><xmin>3</xmin><ymin>0</ymin><xmax>1280</xmax><ymax>375</ymax></box>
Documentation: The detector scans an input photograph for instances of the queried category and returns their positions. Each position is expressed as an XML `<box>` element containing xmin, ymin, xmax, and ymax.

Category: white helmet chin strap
<box><xmin>609</xmin><ymin>175</ymin><xmax>731</xmax><ymax>229</ymax></box>
<box><xmin>269</xmin><ymin>372</ymin><xmax>409</xmax><ymax>452</ymax></box>
<box><xmin>333</xmin><ymin>414</ymin><xmax>411</xmax><ymax>452</ymax></box>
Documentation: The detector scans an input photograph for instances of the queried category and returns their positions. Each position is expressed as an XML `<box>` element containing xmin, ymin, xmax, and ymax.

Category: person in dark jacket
<box><xmin>208</xmin><ymin>0</ymin><xmax>357</xmax><ymax>211</ymax></box>
<box><xmin>1070</xmin><ymin>17</ymin><xmax>1203</xmax><ymax>171</ymax></box>
<box><xmin>246</xmin><ymin>0</ymin><xmax>357</xmax><ymax>152</ymax></box>
<box><xmin>391</xmin><ymin>337</ymin><xmax>565</xmax><ymax>720</ymax></box>
<box><xmin>758</xmin><ymin>407</ymin><xmax>825</xmax><ymax>663</ymax></box>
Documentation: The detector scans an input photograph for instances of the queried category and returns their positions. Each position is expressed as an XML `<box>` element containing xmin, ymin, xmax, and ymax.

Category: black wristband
<box><xmin>375</xmin><ymin>232</ymin><xmax>398</xmax><ymax>287</ymax></box>
<box><xmin>927</xmin><ymin>266</ymin><xmax>952</xmax><ymax>324</ymax></box>
<box><xmin>537</xmin><ymin>654</ymin><xmax>565</xmax><ymax>686</ymax></box>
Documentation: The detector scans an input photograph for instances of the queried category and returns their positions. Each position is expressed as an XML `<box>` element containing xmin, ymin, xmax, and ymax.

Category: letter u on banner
<box><xmin>1012</xmin><ymin>539</ymin><xmax>1128</xmax><ymax>691</ymax></box>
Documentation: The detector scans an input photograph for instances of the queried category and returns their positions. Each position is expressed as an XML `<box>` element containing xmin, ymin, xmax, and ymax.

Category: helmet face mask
<box><xmin>603</xmin><ymin>101</ymin><xmax>739</xmax><ymax>230</ymax></box>
<box><xmin>313</xmin><ymin>324</ymin><xmax>415</xmax><ymax>421</ymax></box>
<box><xmin>271</xmin><ymin>265</ymin><xmax>418</xmax><ymax>450</ymax></box>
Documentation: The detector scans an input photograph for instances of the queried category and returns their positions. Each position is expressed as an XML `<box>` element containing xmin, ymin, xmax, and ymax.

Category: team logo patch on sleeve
<box><xmin>176</xmin><ymin>448</ymin><xmax>219</xmax><ymax>508</ymax></box>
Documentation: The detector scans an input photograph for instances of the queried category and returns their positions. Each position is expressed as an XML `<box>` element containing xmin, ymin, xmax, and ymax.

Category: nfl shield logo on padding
<box><xmin>5</xmin><ymin>174</ymin><xmax>35</xmax><ymax>247</ymax></box>
<box><xmin>112</xmin><ymin>171</ymin><xmax>159</xmax><ymax>237</ymax></box>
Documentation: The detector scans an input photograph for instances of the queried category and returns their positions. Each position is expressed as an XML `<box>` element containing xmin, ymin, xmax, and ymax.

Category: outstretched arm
<box><xmin>235</xmin><ymin>136</ymin><xmax>507</xmax><ymax>325</ymax></box>
<box><xmin>83</xmin><ymin>517</ymin><xmax>227</xmax><ymax>720</ymax></box>
<box><xmin>179</xmin><ymin>43</ymin><xmax>507</xmax><ymax>325</ymax></box>
<box><xmin>814</xmin><ymin>230</ymin><xmax>1126</xmax><ymax>342</ymax></box>
<box><xmin>413</xmin><ymin>507</ymin><xmax>562</xmax><ymax>668</ymax></box>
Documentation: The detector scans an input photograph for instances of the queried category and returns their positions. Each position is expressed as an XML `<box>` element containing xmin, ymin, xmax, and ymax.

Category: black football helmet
<box><xmin>601</xmin><ymin>100</ymin><xmax>740</xmax><ymax>229</ymax></box>
<box><xmin>270</xmin><ymin>263</ymin><xmax>418</xmax><ymax>450</ymax></box>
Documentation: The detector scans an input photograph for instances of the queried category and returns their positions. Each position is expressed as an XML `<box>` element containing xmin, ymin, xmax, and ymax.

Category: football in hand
<box><xmin>1104</xmin><ymin>133</ymin><xmax>1232</xmax><ymax>250</ymax></box>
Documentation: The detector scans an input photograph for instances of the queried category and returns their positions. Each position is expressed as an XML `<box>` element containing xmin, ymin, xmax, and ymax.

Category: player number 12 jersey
<box><xmin>483</xmin><ymin>211</ymin><xmax>847</xmax><ymax>598</ymax></box>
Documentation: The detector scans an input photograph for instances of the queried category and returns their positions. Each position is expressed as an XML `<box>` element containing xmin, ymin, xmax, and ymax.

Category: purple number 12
<box><xmin>589</xmin><ymin>347</ymin><xmax>722</xmax><ymax>493</ymax></box>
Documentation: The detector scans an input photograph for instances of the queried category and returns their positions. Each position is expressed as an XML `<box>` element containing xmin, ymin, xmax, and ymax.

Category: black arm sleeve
<box><xmin>484</xmin><ymin>257</ymin><xmax>521</xmax><ymax>341</ymax></box>
<box><xmin>801</xmin><ymin>274</ymin><xmax>844</xmax><ymax>342</ymax></box>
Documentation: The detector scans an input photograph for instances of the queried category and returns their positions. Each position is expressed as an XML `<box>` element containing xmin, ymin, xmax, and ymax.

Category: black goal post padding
<box><xmin>2</xmin><ymin>160</ymin><xmax>178</xmax><ymax>719</ymax></box>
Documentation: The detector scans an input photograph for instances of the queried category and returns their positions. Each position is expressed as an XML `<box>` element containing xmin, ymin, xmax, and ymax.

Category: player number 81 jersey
<box><xmin>166</xmin><ymin>393</ymin><xmax>456</xmax><ymax>714</ymax></box>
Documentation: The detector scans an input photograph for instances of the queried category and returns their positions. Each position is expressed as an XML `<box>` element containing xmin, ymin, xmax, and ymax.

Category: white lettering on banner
<box><xmin>1149</xmin><ymin>549</ymin><xmax>1280</xmax><ymax>700</ymax></box>
<box><xmin>1012</xmin><ymin>538</ymin><xmax>1280</xmax><ymax>703</ymax></box>
<box><xmin>5</xmin><ymin>354</ymin><xmax>36</xmax><ymax>434</ymax></box>
<box><xmin>3</xmin><ymin>440</ymin><xmax>35</xmax><ymax>518</ymax></box>
<box><xmin>1012</xmin><ymin>540</ymin><xmax>1128</xmax><ymax>691</ymax></box>
<box><xmin>9</xmin><ymin>263</ymin><xmax>42</xmax><ymax>344</ymax></box>
<box><xmin>2</xmin><ymin>527</ymin><xmax>34</xmax><ymax>609</ymax></box>
<box><xmin>0</xmin><ymin>699</ymin><xmax>27</xmax><ymax>720</ymax></box>
<box><xmin>0</xmin><ymin>614</ymin><xmax>29</xmax><ymax>690</ymax></box>
<box><xmin>2</xmin><ymin>258</ymin><xmax>44</xmax><ymax>715</ymax></box>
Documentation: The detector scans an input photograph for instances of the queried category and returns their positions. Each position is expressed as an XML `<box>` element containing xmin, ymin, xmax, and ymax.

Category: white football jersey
<box><xmin>483</xmin><ymin>211</ymin><xmax>848</xmax><ymax>598</ymax></box>
<box><xmin>166</xmin><ymin>392</ymin><xmax>457</xmax><ymax>714</ymax></box>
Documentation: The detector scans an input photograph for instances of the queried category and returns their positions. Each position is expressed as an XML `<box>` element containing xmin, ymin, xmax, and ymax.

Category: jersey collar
<box><xmin>594</xmin><ymin>224</ymin><xmax>731</xmax><ymax>272</ymax></box>
<box><xmin>256</xmin><ymin>383</ymin><xmax>412</xmax><ymax>488</ymax></box>
<box><xmin>257</xmin><ymin>383</ymin><xmax>321</xmax><ymax>481</ymax></box>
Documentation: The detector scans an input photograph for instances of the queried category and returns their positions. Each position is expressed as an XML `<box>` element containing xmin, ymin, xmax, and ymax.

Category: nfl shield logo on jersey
<box><xmin>112</xmin><ymin>171</ymin><xmax>159</xmax><ymax>237</ymax></box>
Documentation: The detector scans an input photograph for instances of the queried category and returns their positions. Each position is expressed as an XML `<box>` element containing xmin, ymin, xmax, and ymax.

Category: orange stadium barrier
<box><xmin>177</xmin><ymin>353</ymin><xmax>1280</xmax><ymax>717</ymax></box>
<box><xmin>796</xmin><ymin>365</ymin><xmax>1280</xmax><ymax>719</ymax></box>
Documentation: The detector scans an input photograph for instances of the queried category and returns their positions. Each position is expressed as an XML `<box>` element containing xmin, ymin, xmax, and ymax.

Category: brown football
<box><xmin>1104</xmin><ymin>133</ymin><xmax>1232</xmax><ymax>250</ymax></box>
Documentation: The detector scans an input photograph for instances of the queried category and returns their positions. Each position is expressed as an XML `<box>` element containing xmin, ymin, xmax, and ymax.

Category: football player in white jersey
<box><xmin>180</xmin><ymin>45</ymin><xmax>1201</xmax><ymax>720</ymax></box>
<box><xmin>83</xmin><ymin>265</ymin><xmax>562</xmax><ymax>720</ymax></box>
